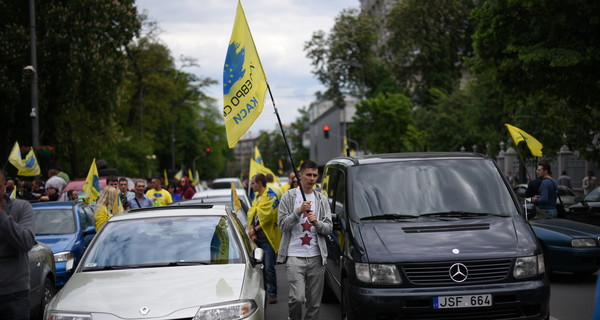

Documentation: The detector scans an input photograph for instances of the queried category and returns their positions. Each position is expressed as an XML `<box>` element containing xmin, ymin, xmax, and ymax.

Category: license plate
<box><xmin>433</xmin><ymin>294</ymin><xmax>492</xmax><ymax>309</ymax></box>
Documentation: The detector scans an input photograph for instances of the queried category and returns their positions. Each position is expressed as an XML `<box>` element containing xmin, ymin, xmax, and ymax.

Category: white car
<box><xmin>210</xmin><ymin>177</ymin><xmax>244</xmax><ymax>190</ymax></box>
<box><xmin>193</xmin><ymin>188</ymin><xmax>251</xmax><ymax>210</ymax></box>
<box><xmin>44</xmin><ymin>205</ymin><xmax>265</xmax><ymax>320</ymax></box>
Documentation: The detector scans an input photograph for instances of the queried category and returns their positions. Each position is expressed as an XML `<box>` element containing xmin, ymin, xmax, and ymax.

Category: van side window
<box><xmin>334</xmin><ymin>171</ymin><xmax>346</xmax><ymax>220</ymax></box>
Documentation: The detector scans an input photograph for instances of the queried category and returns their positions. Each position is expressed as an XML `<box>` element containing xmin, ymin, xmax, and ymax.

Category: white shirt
<box><xmin>287</xmin><ymin>191</ymin><xmax>320</xmax><ymax>257</ymax></box>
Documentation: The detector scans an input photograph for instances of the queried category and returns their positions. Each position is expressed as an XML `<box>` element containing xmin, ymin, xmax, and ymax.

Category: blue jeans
<box><xmin>0</xmin><ymin>290</ymin><xmax>30</xmax><ymax>320</ymax></box>
<box><xmin>257</xmin><ymin>240</ymin><xmax>277</xmax><ymax>297</ymax></box>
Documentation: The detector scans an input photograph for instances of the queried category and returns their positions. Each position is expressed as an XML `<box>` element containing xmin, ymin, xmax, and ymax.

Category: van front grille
<box><xmin>402</xmin><ymin>259</ymin><xmax>512</xmax><ymax>285</ymax></box>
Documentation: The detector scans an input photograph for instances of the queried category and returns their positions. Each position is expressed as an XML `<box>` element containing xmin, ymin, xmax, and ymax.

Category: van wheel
<box><xmin>341</xmin><ymin>279</ymin><xmax>355</xmax><ymax>320</ymax></box>
<box><xmin>33</xmin><ymin>277</ymin><xmax>55</xmax><ymax>319</ymax></box>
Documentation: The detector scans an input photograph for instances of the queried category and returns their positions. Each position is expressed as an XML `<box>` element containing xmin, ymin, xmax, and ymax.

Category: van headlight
<box><xmin>54</xmin><ymin>251</ymin><xmax>75</xmax><ymax>272</ymax></box>
<box><xmin>355</xmin><ymin>263</ymin><xmax>402</xmax><ymax>284</ymax></box>
<box><xmin>514</xmin><ymin>254</ymin><xmax>544</xmax><ymax>278</ymax></box>
<box><xmin>194</xmin><ymin>300</ymin><xmax>257</xmax><ymax>319</ymax></box>
<box><xmin>571</xmin><ymin>239</ymin><xmax>597</xmax><ymax>247</ymax></box>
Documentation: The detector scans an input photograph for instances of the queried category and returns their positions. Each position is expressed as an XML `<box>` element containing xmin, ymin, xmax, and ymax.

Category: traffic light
<box><xmin>323</xmin><ymin>125</ymin><xmax>330</xmax><ymax>139</ymax></box>
<box><xmin>205</xmin><ymin>147</ymin><xmax>211</xmax><ymax>156</ymax></box>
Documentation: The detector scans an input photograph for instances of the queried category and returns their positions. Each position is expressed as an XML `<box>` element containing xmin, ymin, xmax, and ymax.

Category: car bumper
<box><xmin>346</xmin><ymin>279</ymin><xmax>549</xmax><ymax>320</ymax></box>
<box><xmin>547</xmin><ymin>245</ymin><xmax>600</xmax><ymax>273</ymax></box>
<box><xmin>55</xmin><ymin>261</ymin><xmax>71</xmax><ymax>287</ymax></box>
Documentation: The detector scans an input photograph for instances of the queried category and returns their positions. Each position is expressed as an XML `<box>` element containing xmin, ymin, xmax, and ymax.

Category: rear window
<box><xmin>350</xmin><ymin>158</ymin><xmax>516</xmax><ymax>219</ymax></box>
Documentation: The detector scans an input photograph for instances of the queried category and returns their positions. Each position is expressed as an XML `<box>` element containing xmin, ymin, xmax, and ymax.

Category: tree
<box><xmin>472</xmin><ymin>0</ymin><xmax>600</xmax><ymax>161</ymax></box>
<box><xmin>386</xmin><ymin>0</ymin><xmax>476</xmax><ymax>106</ymax></box>
<box><xmin>348</xmin><ymin>92</ymin><xmax>422</xmax><ymax>153</ymax></box>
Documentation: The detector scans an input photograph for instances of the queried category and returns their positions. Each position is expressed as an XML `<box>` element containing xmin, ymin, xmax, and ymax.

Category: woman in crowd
<box><xmin>94</xmin><ymin>187</ymin><xmax>120</xmax><ymax>231</ymax></box>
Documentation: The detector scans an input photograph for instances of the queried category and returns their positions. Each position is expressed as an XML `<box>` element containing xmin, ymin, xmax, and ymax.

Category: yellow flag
<box><xmin>18</xmin><ymin>149</ymin><xmax>41</xmax><ymax>176</ymax></box>
<box><xmin>83</xmin><ymin>158</ymin><xmax>101</xmax><ymax>204</ymax></box>
<box><xmin>8</xmin><ymin>142</ymin><xmax>24</xmax><ymax>170</ymax></box>
<box><xmin>254</xmin><ymin>146</ymin><xmax>263</xmax><ymax>164</ymax></box>
<box><xmin>174</xmin><ymin>169</ymin><xmax>183</xmax><ymax>181</ymax></box>
<box><xmin>9</xmin><ymin>188</ymin><xmax>16</xmax><ymax>199</ymax></box>
<box><xmin>504</xmin><ymin>123</ymin><xmax>543</xmax><ymax>157</ymax></box>
<box><xmin>163</xmin><ymin>169</ymin><xmax>169</xmax><ymax>186</ymax></box>
<box><xmin>278</xmin><ymin>158</ymin><xmax>284</xmax><ymax>175</ymax></box>
<box><xmin>194</xmin><ymin>170</ymin><xmax>200</xmax><ymax>187</ymax></box>
<box><xmin>231</xmin><ymin>182</ymin><xmax>242</xmax><ymax>212</ymax></box>
<box><xmin>223</xmin><ymin>0</ymin><xmax>268</xmax><ymax>148</ymax></box>
<box><xmin>249</xmin><ymin>159</ymin><xmax>280</xmax><ymax>184</ymax></box>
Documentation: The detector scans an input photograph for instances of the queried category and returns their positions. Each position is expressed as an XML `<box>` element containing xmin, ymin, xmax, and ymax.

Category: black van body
<box><xmin>321</xmin><ymin>153</ymin><xmax>549</xmax><ymax>320</ymax></box>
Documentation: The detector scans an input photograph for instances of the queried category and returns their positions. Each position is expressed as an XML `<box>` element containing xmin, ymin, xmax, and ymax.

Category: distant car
<box><xmin>565</xmin><ymin>186</ymin><xmax>600</xmax><ymax>227</ymax></box>
<box><xmin>29</xmin><ymin>242</ymin><xmax>56</xmax><ymax>320</ymax></box>
<box><xmin>59</xmin><ymin>177</ymin><xmax>134</xmax><ymax>201</ymax></box>
<box><xmin>32</xmin><ymin>201</ymin><xmax>96</xmax><ymax>286</ymax></box>
<box><xmin>44</xmin><ymin>205</ymin><xmax>266</xmax><ymax>320</ymax></box>
<box><xmin>528</xmin><ymin>208</ymin><xmax>600</xmax><ymax>274</ymax></box>
<box><xmin>210</xmin><ymin>177</ymin><xmax>244</xmax><ymax>189</ymax></box>
<box><xmin>193</xmin><ymin>188</ymin><xmax>251</xmax><ymax>209</ymax></box>
<box><xmin>171</xmin><ymin>198</ymin><xmax>249</xmax><ymax>229</ymax></box>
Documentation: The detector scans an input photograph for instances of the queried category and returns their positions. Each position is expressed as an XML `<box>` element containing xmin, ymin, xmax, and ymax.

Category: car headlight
<box><xmin>355</xmin><ymin>263</ymin><xmax>402</xmax><ymax>284</ymax></box>
<box><xmin>514</xmin><ymin>254</ymin><xmax>544</xmax><ymax>278</ymax></box>
<box><xmin>194</xmin><ymin>300</ymin><xmax>258</xmax><ymax>320</ymax></box>
<box><xmin>47</xmin><ymin>312</ymin><xmax>92</xmax><ymax>320</ymax></box>
<box><xmin>571</xmin><ymin>239</ymin><xmax>597</xmax><ymax>247</ymax></box>
<box><xmin>54</xmin><ymin>251</ymin><xmax>75</xmax><ymax>272</ymax></box>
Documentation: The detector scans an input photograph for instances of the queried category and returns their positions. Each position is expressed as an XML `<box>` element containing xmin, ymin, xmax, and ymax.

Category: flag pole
<box><xmin>266</xmin><ymin>83</ymin><xmax>307</xmax><ymax>202</ymax></box>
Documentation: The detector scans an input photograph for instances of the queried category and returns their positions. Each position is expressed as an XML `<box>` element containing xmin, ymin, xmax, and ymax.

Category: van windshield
<box><xmin>351</xmin><ymin>158</ymin><xmax>516</xmax><ymax>219</ymax></box>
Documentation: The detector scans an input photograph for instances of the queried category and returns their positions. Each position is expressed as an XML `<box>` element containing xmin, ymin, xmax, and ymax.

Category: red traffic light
<box><xmin>323</xmin><ymin>125</ymin><xmax>330</xmax><ymax>131</ymax></box>
<box><xmin>323</xmin><ymin>125</ymin><xmax>330</xmax><ymax>139</ymax></box>
<box><xmin>205</xmin><ymin>148</ymin><xmax>211</xmax><ymax>152</ymax></box>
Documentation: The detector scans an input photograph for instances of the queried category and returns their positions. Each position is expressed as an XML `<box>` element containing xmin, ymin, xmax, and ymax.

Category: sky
<box><xmin>137</xmin><ymin>0</ymin><xmax>359</xmax><ymax>133</ymax></box>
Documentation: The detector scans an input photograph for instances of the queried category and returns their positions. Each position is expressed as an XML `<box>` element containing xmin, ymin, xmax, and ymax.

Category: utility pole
<box><xmin>28</xmin><ymin>0</ymin><xmax>40</xmax><ymax>150</ymax></box>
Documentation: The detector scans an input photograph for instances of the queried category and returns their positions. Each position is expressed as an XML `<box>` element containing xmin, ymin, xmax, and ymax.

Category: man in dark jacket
<box><xmin>0</xmin><ymin>170</ymin><xmax>37</xmax><ymax>319</ymax></box>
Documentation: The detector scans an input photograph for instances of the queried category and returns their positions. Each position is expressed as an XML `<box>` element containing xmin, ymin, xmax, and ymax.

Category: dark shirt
<box><xmin>524</xmin><ymin>178</ymin><xmax>543</xmax><ymax>198</ymax></box>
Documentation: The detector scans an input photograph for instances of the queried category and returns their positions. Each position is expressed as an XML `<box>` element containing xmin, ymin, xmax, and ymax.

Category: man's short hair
<box><xmin>266</xmin><ymin>174</ymin><xmax>274</xmax><ymax>183</ymax></box>
<box><xmin>538</xmin><ymin>162</ymin><xmax>552</xmax><ymax>175</ymax></box>
<box><xmin>118</xmin><ymin>177</ymin><xmax>127</xmax><ymax>183</ymax></box>
<box><xmin>106</xmin><ymin>176</ymin><xmax>118</xmax><ymax>184</ymax></box>
<box><xmin>300</xmin><ymin>160</ymin><xmax>318</xmax><ymax>172</ymax></box>
<box><xmin>253</xmin><ymin>173</ymin><xmax>267</xmax><ymax>187</ymax></box>
<box><xmin>135</xmin><ymin>180</ymin><xmax>146</xmax><ymax>188</ymax></box>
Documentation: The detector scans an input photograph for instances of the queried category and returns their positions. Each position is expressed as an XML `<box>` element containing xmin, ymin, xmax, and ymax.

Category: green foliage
<box><xmin>290</xmin><ymin>107</ymin><xmax>310</xmax><ymax>165</ymax></box>
<box><xmin>348</xmin><ymin>93</ymin><xmax>422</xmax><ymax>153</ymax></box>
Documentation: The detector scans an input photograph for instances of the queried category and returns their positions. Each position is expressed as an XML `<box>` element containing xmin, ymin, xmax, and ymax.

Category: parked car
<box><xmin>44</xmin><ymin>204</ymin><xmax>266</xmax><ymax>320</ymax></box>
<box><xmin>59</xmin><ymin>177</ymin><xmax>134</xmax><ymax>201</ymax></box>
<box><xmin>171</xmin><ymin>197</ymin><xmax>249</xmax><ymax>229</ymax></box>
<box><xmin>565</xmin><ymin>186</ymin><xmax>600</xmax><ymax>227</ymax></box>
<box><xmin>32</xmin><ymin>201</ymin><xmax>96</xmax><ymax>286</ymax></box>
<box><xmin>192</xmin><ymin>187</ymin><xmax>251</xmax><ymax>210</ymax></box>
<box><xmin>210</xmin><ymin>177</ymin><xmax>244</xmax><ymax>189</ymax></box>
<box><xmin>321</xmin><ymin>153</ymin><xmax>549</xmax><ymax>319</ymax></box>
<box><xmin>29</xmin><ymin>242</ymin><xmax>56</xmax><ymax>320</ymax></box>
<box><xmin>528</xmin><ymin>207</ymin><xmax>600</xmax><ymax>274</ymax></box>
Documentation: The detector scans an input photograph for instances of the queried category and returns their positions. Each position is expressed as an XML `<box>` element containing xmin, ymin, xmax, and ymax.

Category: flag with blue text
<box><xmin>18</xmin><ymin>149</ymin><xmax>41</xmax><ymax>176</ymax></box>
<box><xmin>223</xmin><ymin>0</ymin><xmax>267</xmax><ymax>148</ymax></box>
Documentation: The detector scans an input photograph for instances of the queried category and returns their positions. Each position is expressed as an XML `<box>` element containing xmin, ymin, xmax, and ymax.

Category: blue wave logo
<box><xmin>93</xmin><ymin>176</ymin><xmax>100</xmax><ymax>192</ymax></box>
<box><xmin>25</xmin><ymin>156</ymin><xmax>35</xmax><ymax>168</ymax></box>
<box><xmin>223</xmin><ymin>42</ymin><xmax>246</xmax><ymax>95</ymax></box>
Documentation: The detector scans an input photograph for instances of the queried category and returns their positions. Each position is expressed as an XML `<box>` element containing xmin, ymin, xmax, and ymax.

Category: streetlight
<box><xmin>27</xmin><ymin>0</ymin><xmax>39</xmax><ymax>150</ymax></box>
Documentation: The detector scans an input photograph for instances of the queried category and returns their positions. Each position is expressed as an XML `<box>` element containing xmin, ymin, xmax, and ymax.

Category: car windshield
<box><xmin>351</xmin><ymin>158</ymin><xmax>516</xmax><ymax>219</ymax></box>
<box><xmin>34</xmin><ymin>209</ymin><xmax>76</xmax><ymax>235</ymax></box>
<box><xmin>81</xmin><ymin>215</ymin><xmax>243</xmax><ymax>271</ymax></box>
<box><xmin>584</xmin><ymin>187</ymin><xmax>600</xmax><ymax>202</ymax></box>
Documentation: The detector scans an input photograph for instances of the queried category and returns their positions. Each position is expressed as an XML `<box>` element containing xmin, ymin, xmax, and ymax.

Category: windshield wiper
<box><xmin>361</xmin><ymin>214</ymin><xmax>418</xmax><ymax>221</ymax></box>
<box><xmin>420</xmin><ymin>211</ymin><xmax>507</xmax><ymax>218</ymax></box>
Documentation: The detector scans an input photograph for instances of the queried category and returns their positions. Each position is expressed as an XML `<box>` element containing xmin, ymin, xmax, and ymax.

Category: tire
<box><xmin>341</xmin><ymin>279</ymin><xmax>356</xmax><ymax>320</ymax></box>
<box><xmin>38</xmin><ymin>277</ymin><xmax>56</xmax><ymax>319</ymax></box>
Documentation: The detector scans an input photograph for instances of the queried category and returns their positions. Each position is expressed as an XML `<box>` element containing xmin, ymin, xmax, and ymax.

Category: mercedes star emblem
<box><xmin>139</xmin><ymin>306</ymin><xmax>150</xmax><ymax>315</ymax></box>
<box><xmin>449</xmin><ymin>263</ymin><xmax>468</xmax><ymax>283</ymax></box>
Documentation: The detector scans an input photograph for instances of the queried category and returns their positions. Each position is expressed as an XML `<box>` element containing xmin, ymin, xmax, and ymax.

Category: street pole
<box><xmin>29</xmin><ymin>0</ymin><xmax>39</xmax><ymax>150</ymax></box>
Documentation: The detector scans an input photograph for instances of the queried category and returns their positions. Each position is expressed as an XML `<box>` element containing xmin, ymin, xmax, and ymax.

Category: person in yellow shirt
<box><xmin>281</xmin><ymin>172</ymin><xmax>297</xmax><ymax>194</ymax></box>
<box><xmin>145</xmin><ymin>177</ymin><xmax>173</xmax><ymax>206</ymax></box>
<box><xmin>248</xmin><ymin>173</ymin><xmax>281</xmax><ymax>304</ymax></box>
<box><xmin>94</xmin><ymin>187</ymin><xmax>120</xmax><ymax>231</ymax></box>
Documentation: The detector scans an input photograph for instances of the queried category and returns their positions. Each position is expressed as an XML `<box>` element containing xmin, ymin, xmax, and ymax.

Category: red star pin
<box><xmin>300</xmin><ymin>233</ymin><xmax>312</xmax><ymax>245</ymax></box>
<box><xmin>301</xmin><ymin>220</ymin><xmax>312</xmax><ymax>232</ymax></box>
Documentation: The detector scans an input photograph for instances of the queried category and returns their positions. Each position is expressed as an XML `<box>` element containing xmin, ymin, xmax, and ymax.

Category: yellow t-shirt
<box><xmin>145</xmin><ymin>189</ymin><xmax>173</xmax><ymax>206</ymax></box>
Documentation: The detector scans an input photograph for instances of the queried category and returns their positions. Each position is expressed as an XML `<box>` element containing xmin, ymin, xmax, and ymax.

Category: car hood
<box><xmin>52</xmin><ymin>264</ymin><xmax>246</xmax><ymax>318</ymax></box>
<box><xmin>357</xmin><ymin>217</ymin><xmax>535</xmax><ymax>262</ymax></box>
<box><xmin>531</xmin><ymin>218</ymin><xmax>600</xmax><ymax>236</ymax></box>
<box><xmin>35</xmin><ymin>234</ymin><xmax>76</xmax><ymax>254</ymax></box>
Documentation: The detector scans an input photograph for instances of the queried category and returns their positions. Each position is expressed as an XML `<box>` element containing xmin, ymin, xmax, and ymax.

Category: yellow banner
<box><xmin>504</xmin><ymin>123</ymin><xmax>543</xmax><ymax>157</ymax></box>
<box><xmin>223</xmin><ymin>0</ymin><xmax>267</xmax><ymax>148</ymax></box>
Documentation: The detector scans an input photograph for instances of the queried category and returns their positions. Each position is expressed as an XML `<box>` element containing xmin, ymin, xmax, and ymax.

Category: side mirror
<box><xmin>253</xmin><ymin>247</ymin><xmax>264</xmax><ymax>264</ymax></box>
<box><xmin>83</xmin><ymin>226</ymin><xmax>96</xmax><ymax>236</ymax></box>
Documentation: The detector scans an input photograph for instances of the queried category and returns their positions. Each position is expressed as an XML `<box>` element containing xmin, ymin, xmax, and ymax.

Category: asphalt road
<box><xmin>267</xmin><ymin>265</ymin><xmax>597</xmax><ymax>320</ymax></box>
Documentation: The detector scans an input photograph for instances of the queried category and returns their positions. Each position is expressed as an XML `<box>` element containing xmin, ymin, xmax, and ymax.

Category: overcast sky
<box><xmin>137</xmin><ymin>0</ymin><xmax>359</xmax><ymax>133</ymax></box>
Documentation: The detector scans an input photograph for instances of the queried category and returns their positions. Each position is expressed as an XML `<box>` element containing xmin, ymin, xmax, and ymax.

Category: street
<box><xmin>267</xmin><ymin>265</ymin><xmax>597</xmax><ymax>319</ymax></box>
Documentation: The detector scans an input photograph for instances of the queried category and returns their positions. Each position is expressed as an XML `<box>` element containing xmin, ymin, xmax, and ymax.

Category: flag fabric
<box><xmin>278</xmin><ymin>158</ymin><xmax>284</xmax><ymax>175</ymax></box>
<box><xmin>194</xmin><ymin>170</ymin><xmax>200</xmax><ymax>188</ymax></box>
<box><xmin>83</xmin><ymin>158</ymin><xmax>101</xmax><ymax>204</ymax></box>
<box><xmin>249</xmin><ymin>159</ymin><xmax>280</xmax><ymax>184</ymax></box>
<box><xmin>174</xmin><ymin>169</ymin><xmax>183</xmax><ymax>181</ymax></box>
<box><xmin>17</xmin><ymin>149</ymin><xmax>41</xmax><ymax>176</ymax></box>
<box><xmin>505</xmin><ymin>123</ymin><xmax>543</xmax><ymax>157</ymax></box>
<box><xmin>9</xmin><ymin>188</ymin><xmax>16</xmax><ymax>199</ymax></box>
<box><xmin>8</xmin><ymin>142</ymin><xmax>24</xmax><ymax>170</ymax></box>
<box><xmin>163</xmin><ymin>169</ymin><xmax>169</xmax><ymax>186</ymax></box>
<box><xmin>254</xmin><ymin>146</ymin><xmax>263</xmax><ymax>164</ymax></box>
<box><xmin>231</xmin><ymin>182</ymin><xmax>242</xmax><ymax>212</ymax></box>
<box><xmin>223</xmin><ymin>0</ymin><xmax>268</xmax><ymax>148</ymax></box>
<box><xmin>187</xmin><ymin>168</ymin><xmax>194</xmax><ymax>184</ymax></box>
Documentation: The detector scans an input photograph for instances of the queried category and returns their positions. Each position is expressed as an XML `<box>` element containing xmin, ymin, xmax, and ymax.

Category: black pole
<box><xmin>266</xmin><ymin>83</ymin><xmax>306</xmax><ymax>202</ymax></box>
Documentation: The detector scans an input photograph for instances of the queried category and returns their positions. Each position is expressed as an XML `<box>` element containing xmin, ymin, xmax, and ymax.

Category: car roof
<box><xmin>31</xmin><ymin>201</ymin><xmax>80</xmax><ymax>209</ymax></box>
<box><xmin>193</xmin><ymin>188</ymin><xmax>247</xmax><ymax>198</ymax></box>
<box><xmin>327</xmin><ymin>152</ymin><xmax>487</xmax><ymax>167</ymax></box>
<box><xmin>111</xmin><ymin>204</ymin><xmax>229</xmax><ymax>222</ymax></box>
<box><xmin>212</xmin><ymin>177</ymin><xmax>242</xmax><ymax>183</ymax></box>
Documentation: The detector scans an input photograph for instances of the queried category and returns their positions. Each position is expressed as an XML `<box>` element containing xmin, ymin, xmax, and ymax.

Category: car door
<box><xmin>324</xmin><ymin>166</ymin><xmax>345</xmax><ymax>298</ymax></box>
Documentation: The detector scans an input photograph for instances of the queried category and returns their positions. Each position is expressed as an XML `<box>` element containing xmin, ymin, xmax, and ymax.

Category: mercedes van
<box><xmin>321</xmin><ymin>153</ymin><xmax>549</xmax><ymax>319</ymax></box>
